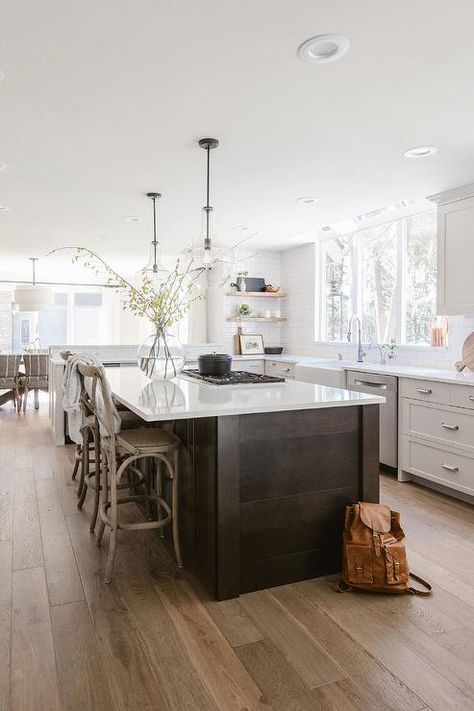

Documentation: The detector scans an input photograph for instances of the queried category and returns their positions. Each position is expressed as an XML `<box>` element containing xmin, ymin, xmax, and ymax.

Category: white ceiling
<box><xmin>2</xmin><ymin>0</ymin><xmax>474</xmax><ymax>273</ymax></box>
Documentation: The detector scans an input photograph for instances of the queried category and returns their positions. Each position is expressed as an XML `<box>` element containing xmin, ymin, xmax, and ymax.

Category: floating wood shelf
<box><xmin>227</xmin><ymin>317</ymin><xmax>287</xmax><ymax>323</ymax></box>
<box><xmin>226</xmin><ymin>292</ymin><xmax>286</xmax><ymax>298</ymax></box>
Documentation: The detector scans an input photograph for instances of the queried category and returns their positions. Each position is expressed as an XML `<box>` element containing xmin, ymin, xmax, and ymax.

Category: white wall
<box><xmin>280</xmin><ymin>243</ymin><xmax>474</xmax><ymax>369</ymax></box>
<box><xmin>223</xmin><ymin>250</ymin><xmax>282</xmax><ymax>354</ymax></box>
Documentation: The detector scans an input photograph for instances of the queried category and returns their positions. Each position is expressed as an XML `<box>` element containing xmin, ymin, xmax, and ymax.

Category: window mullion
<box><xmin>351</xmin><ymin>233</ymin><xmax>359</xmax><ymax>319</ymax></box>
<box><xmin>399</xmin><ymin>218</ymin><xmax>407</xmax><ymax>344</ymax></box>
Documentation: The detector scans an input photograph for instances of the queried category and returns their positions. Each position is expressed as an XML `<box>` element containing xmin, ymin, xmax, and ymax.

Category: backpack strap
<box><xmin>407</xmin><ymin>573</ymin><xmax>432</xmax><ymax>596</ymax></box>
<box><xmin>335</xmin><ymin>578</ymin><xmax>353</xmax><ymax>593</ymax></box>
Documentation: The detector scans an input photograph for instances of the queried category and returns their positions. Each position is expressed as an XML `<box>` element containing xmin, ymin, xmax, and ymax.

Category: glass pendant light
<box><xmin>183</xmin><ymin>138</ymin><xmax>236</xmax><ymax>288</ymax></box>
<box><xmin>13</xmin><ymin>258</ymin><xmax>54</xmax><ymax>312</ymax></box>
<box><xmin>139</xmin><ymin>192</ymin><xmax>170</xmax><ymax>286</ymax></box>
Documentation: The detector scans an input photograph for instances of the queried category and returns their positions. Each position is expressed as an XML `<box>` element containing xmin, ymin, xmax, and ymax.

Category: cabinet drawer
<box><xmin>402</xmin><ymin>399</ymin><xmax>474</xmax><ymax>453</ymax></box>
<box><xmin>449</xmin><ymin>384</ymin><xmax>474</xmax><ymax>410</ymax></box>
<box><xmin>400</xmin><ymin>378</ymin><xmax>450</xmax><ymax>404</ymax></box>
<box><xmin>402</xmin><ymin>436</ymin><xmax>474</xmax><ymax>496</ymax></box>
<box><xmin>240</xmin><ymin>361</ymin><xmax>264</xmax><ymax>375</ymax></box>
<box><xmin>265</xmin><ymin>360</ymin><xmax>295</xmax><ymax>379</ymax></box>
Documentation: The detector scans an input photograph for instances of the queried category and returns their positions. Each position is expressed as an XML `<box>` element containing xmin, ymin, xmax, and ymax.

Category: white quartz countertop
<box><xmin>105</xmin><ymin>367</ymin><xmax>384</xmax><ymax>422</ymax></box>
<box><xmin>293</xmin><ymin>359</ymin><xmax>474</xmax><ymax>386</ymax></box>
<box><xmin>235</xmin><ymin>352</ymin><xmax>474</xmax><ymax>385</ymax></box>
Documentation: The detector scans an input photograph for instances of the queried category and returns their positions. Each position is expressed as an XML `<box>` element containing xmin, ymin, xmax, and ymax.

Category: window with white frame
<box><xmin>320</xmin><ymin>210</ymin><xmax>437</xmax><ymax>345</ymax></box>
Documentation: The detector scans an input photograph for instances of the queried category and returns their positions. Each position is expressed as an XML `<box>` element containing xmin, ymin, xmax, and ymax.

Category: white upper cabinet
<box><xmin>429</xmin><ymin>183</ymin><xmax>474</xmax><ymax>315</ymax></box>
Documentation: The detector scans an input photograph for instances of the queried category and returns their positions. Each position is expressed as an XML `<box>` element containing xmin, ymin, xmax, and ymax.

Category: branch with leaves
<box><xmin>49</xmin><ymin>247</ymin><xmax>203</xmax><ymax>333</ymax></box>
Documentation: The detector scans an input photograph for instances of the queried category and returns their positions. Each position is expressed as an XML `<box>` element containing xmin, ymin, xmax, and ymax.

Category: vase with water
<box><xmin>137</xmin><ymin>328</ymin><xmax>185</xmax><ymax>381</ymax></box>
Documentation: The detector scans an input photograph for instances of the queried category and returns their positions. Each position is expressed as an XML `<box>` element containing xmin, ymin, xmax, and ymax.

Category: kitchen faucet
<box><xmin>347</xmin><ymin>315</ymin><xmax>366</xmax><ymax>363</ymax></box>
<box><xmin>368</xmin><ymin>341</ymin><xmax>386</xmax><ymax>365</ymax></box>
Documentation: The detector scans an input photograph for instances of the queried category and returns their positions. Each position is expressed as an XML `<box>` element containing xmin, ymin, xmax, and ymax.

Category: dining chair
<box><xmin>22</xmin><ymin>353</ymin><xmax>49</xmax><ymax>411</ymax></box>
<box><xmin>77</xmin><ymin>362</ymin><xmax>182</xmax><ymax>583</ymax></box>
<box><xmin>0</xmin><ymin>355</ymin><xmax>22</xmax><ymax>410</ymax></box>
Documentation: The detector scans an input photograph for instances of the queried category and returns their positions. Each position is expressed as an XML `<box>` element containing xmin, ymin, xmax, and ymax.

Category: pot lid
<box><xmin>198</xmin><ymin>352</ymin><xmax>232</xmax><ymax>361</ymax></box>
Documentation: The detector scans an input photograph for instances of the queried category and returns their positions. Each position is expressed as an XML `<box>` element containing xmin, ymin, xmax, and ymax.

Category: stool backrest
<box><xmin>77</xmin><ymin>363</ymin><xmax>118</xmax><ymax>445</ymax></box>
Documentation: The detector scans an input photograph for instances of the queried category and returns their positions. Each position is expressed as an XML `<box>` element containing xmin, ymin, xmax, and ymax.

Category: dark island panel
<box><xmin>240</xmin><ymin>486</ymin><xmax>358</xmax><ymax>562</ymax></box>
<box><xmin>175</xmin><ymin>404</ymin><xmax>379</xmax><ymax>600</ymax></box>
<box><xmin>239</xmin><ymin>407</ymin><xmax>360</xmax><ymax>502</ymax></box>
<box><xmin>241</xmin><ymin>546</ymin><xmax>341</xmax><ymax>594</ymax></box>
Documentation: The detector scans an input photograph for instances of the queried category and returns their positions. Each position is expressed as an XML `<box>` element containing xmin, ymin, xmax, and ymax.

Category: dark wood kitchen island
<box><xmin>106</xmin><ymin>367</ymin><xmax>383</xmax><ymax>600</ymax></box>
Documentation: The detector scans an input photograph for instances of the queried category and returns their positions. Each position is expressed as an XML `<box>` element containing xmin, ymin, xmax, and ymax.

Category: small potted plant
<box><xmin>239</xmin><ymin>303</ymin><xmax>252</xmax><ymax>318</ymax></box>
<box><xmin>382</xmin><ymin>339</ymin><xmax>398</xmax><ymax>364</ymax></box>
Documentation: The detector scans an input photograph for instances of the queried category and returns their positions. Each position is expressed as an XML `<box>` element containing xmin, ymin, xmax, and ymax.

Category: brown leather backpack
<box><xmin>338</xmin><ymin>502</ymin><xmax>432</xmax><ymax>596</ymax></box>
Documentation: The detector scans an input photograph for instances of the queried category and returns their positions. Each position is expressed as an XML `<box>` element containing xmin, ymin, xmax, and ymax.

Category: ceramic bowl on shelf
<box><xmin>265</xmin><ymin>285</ymin><xmax>281</xmax><ymax>293</ymax></box>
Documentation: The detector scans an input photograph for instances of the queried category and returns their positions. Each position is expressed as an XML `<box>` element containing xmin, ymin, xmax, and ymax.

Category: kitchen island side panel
<box><xmin>177</xmin><ymin>404</ymin><xmax>379</xmax><ymax>600</ymax></box>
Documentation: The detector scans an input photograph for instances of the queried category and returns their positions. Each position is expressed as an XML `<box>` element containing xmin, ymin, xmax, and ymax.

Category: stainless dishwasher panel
<box><xmin>346</xmin><ymin>370</ymin><xmax>398</xmax><ymax>469</ymax></box>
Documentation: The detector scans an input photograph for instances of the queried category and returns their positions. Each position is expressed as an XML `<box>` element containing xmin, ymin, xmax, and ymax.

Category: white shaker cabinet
<box><xmin>400</xmin><ymin>377</ymin><xmax>474</xmax><ymax>498</ymax></box>
<box><xmin>429</xmin><ymin>183</ymin><xmax>474</xmax><ymax>315</ymax></box>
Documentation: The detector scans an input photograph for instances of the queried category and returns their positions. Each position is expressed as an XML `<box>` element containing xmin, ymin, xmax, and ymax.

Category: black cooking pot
<box><xmin>197</xmin><ymin>353</ymin><xmax>233</xmax><ymax>376</ymax></box>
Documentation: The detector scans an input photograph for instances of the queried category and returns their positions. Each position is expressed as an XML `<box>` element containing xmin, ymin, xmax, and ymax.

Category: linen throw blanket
<box><xmin>62</xmin><ymin>353</ymin><xmax>120</xmax><ymax>444</ymax></box>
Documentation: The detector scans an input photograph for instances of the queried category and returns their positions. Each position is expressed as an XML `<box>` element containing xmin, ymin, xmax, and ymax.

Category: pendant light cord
<box><xmin>146</xmin><ymin>192</ymin><xmax>161</xmax><ymax>275</ymax></box>
<box><xmin>198</xmin><ymin>138</ymin><xmax>218</xmax><ymax>255</ymax></box>
<box><xmin>205</xmin><ymin>145</ymin><xmax>211</xmax><ymax>248</ymax></box>
<box><xmin>152</xmin><ymin>196</ymin><xmax>158</xmax><ymax>273</ymax></box>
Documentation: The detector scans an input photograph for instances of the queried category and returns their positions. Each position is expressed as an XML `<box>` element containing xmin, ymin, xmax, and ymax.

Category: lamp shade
<box><xmin>13</xmin><ymin>285</ymin><xmax>54</xmax><ymax>312</ymax></box>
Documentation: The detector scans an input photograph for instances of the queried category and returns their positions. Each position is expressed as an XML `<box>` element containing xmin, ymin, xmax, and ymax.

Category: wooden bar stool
<box><xmin>61</xmin><ymin>351</ymin><xmax>144</xmax><ymax>532</ymax></box>
<box><xmin>78</xmin><ymin>390</ymin><xmax>149</xmax><ymax>532</ymax></box>
<box><xmin>77</xmin><ymin>363</ymin><xmax>182</xmax><ymax>583</ymax></box>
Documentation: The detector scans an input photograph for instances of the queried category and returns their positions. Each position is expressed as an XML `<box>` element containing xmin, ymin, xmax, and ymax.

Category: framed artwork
<box><xmin>239</xmin><ymin>333</ymin><xmax>264</xmax><ymax>355</ymax></box>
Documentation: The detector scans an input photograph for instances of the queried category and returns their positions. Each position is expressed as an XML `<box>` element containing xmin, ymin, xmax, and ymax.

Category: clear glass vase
<box><xmin>137</xmin><ymin>330</ymin><xmax>185</xmax><ymax>381</ymax></box>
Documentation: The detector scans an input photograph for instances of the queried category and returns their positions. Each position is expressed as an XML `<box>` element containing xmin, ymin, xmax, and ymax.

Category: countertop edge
<box><xmin>111</xmin><ymin>391</ymin><xmax>385</xmax><ymax>422</ymax></box>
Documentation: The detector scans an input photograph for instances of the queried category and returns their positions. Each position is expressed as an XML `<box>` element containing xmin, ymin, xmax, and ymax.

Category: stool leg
<box><xmin>77</xmin><ymin>431</ymin><xmax>90</xmax><ymax>509</ymax></box>
<box><xmin>34</xmin><ymin>389</ymin><xmax>39</xmax><ymax>410</ymax></box>
<box><xmin>71</xmin><ymin>445</ymin><xmax>81</xmax><ymax>481</ymax></box>
<box><xmin>104</xmin><ymin>459</ymin><xmax>119</xmax><ymax>584</ymax></box>
<box><xmin>156</xmin><ymin>460</ymin><xmax>164</xmax><ymax>536</ymax></box>
<box><xmin>89</xmin><ymin>428</ymin><xmax>101</xmax><ymax>532</ymax></box>
<box><xmin>171</xmin><ymin>449</ymin><xmax>183</xmax><ymax>568</ymax></box>
<box><xmin>96</xmin><ymin>453</ymin><xmax>109</xmax><ymax>546</ymax></box>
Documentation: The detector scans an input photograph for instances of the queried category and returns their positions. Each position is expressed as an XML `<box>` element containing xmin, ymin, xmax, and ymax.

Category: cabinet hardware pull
<box><xmin>354</xmin><ymin>380</ymin><xmax>387</xmax><ymax>389</ymax></box>
<box><xmin>416</xmin><ymin>388</ymin><xmax>432</xmax><ymax>394</ymax></box>
<box><xmin>441</xmin><ymin>423</ymin><xmax>459</xmax><ymax>431</ymax></box>
<box><xmin>284</xmin><ymin>368</ymin><xmax>290</xmax><ymax>372</ymax></box>
<box><xmin>469</xmin><ymin>395</ymin><xmax>474</xmax><ymax>402</ymax></box>
<box><xmin>441</xmin><ymin>463</ymin><xmax>459</xmax><ymax>472</ymax></box>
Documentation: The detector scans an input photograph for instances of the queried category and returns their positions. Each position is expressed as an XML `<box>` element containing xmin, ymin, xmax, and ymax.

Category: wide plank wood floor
<box><xmin>1</xmin><ymin>397</ymin><xmax>473</xmax><ymax>710</ymax></box>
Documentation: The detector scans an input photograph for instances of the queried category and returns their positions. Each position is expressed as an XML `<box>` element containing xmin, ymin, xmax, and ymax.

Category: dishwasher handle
<box><xmin>353</xmin><ymin>379</ymin><xmax>388</xmax><ymax>390</ymax></box>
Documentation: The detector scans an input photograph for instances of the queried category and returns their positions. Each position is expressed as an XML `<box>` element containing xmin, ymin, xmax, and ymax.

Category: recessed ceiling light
<box><xmin>297</xmin><ymin>34</ymin><xmax>350</xmax><ymax>64</ymax></box>
<box><xmin>403</xmin><ymin>145</ymin><xmax>438</xmax><ymax>158</ymax></box>
<box><xmin>122</xmin><ymin>215</ymin><xmax>141</xmax><ymax>222</ymax></box>
<box><xmin>0</xmin><ymin>205</ymin><xmax>10</xmax><ymax>211</ymax></box>
<box><xmin>295</xmin><ymin>196</ymin><xmax>320</xmax><ymax>204</ymax></box>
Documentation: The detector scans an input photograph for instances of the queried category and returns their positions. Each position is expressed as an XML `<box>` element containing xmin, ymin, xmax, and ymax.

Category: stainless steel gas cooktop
<box><xmin>181</xmin><ymin>369</ymin><xmax>285</xmax><ymax>386</ymax></box>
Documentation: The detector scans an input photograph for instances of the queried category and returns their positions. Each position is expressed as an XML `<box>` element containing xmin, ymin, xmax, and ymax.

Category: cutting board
<box><xmin>455</xmin><ymin>332</ymin><xmax>474</xmax><ymax>371</ymax></box>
